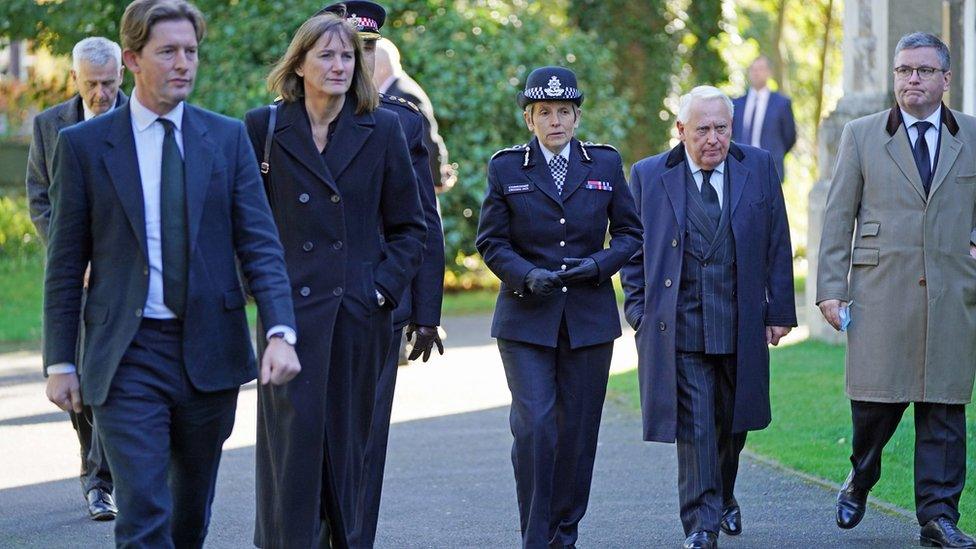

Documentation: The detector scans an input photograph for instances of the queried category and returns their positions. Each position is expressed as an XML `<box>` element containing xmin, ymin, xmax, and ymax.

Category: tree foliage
<box><xmin>683</xmin><ymin>0</ymin><xmax>728</xmax><ymax>87</ymax></box>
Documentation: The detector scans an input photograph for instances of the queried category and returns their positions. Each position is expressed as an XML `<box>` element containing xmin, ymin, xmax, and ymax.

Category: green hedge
<box><xmin>0</xmin><ymin>195</ymin><xmax>41</xmax><ymax>260</ymax></box>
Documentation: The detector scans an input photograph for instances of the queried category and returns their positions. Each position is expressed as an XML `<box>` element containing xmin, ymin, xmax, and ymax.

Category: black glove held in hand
<box><xmin>406</xmin><ymin>324</ymin><xmax>444</xmax><ymax>362</ymax></box>
<box><xmin>524</xmin><ymin>268</ymin><xmax>562</xmax><ymax>296</ymax></box>
<box><xmin>558</xmin><ymin>257</ymin><xmax>598</xmax><ymax>284</ymax></box>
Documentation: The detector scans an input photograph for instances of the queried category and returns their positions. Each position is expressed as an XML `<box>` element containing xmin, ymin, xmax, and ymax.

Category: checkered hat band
<box><xmin>523</xmin><ymin>86</ymin><xmax>582</xmax><ymax>100</ymax></box>
<box><xmin>350</xmin><ymin>16</ymin><xmax>378</xmax><ymax>31</ymax></box>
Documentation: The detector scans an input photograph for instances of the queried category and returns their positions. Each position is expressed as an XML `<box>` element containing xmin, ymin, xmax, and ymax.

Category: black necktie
<box><xmin>700</xmin><ymin>169</ymin><xmax>721</xmax><ymax>225</ymax></box>
<box><xmin>159</xmin><ymin>118</ymin><xmax>187</xmax><ymax>318</ymax></box>
<box><xmin>912</xmin><ymin>121</ymin><xmax>933</xmax><ymax>194</ymax></box>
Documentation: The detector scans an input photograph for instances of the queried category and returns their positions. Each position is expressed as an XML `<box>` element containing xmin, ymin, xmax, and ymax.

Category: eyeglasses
<box><xmin>893</xmin><ymin>66</ymin><xmax>944</xmax><ymax>80</ymax></box>
<box><xmin>693</xmin><ymin>124</ymin><xmax>729</xmax><ymax>138</ymax></box>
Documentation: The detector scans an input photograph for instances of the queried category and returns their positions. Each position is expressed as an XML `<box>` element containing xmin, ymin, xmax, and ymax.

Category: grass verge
<box><xmin>0</xmin><ymin>255</ymin><xmax>44</xmax><ymax>342</ymax></box>
<box><xmin>606</xmin><ymin>339</ymin><xmax>976</xmax><ymax>532</ymax></box>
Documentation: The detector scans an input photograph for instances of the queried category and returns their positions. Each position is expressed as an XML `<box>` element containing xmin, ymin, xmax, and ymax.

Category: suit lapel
<box><xmin>324</xmin><ymin>98</ymin><xmax>374</xmax><ymax>181</ymax></box>
<box><xmin>102</xmin><ymin>105</ymin><xmax>148</xmax><ymax>257</ymax></box>
<box><xmin>524</xmin><ymin>138</ymin><xmax>562</xmax><ymax>206</ymax></box>
<box><xmin>181</xmin><ymin>106</ymin><xmax>215</xmax><ymax>251</ymax></box>
<box><xmin>559</xmin><ymin>140</ymin><xmax>591</xmax><ymax>201</ymax></box>
<box><xmin>57</xmin><ymin>96</ymin><xmax>82</xmax><ymax>129</ymax></box>
<box><xmin>274</xmin><ymin>101</ymin><xmax>338</xmax><ymax>192</ymax></box>
<box><xmin>928</xmin><ymin>127</ymin><xmax>961</xmax><ymax>198</ymax></box>
<box><xmin>661</xmin><ymin>145</ymin><xmax>688</xmax><ymax>237</ymax></box>
<box><xmin>885</xmin><ymin>128</ymin><xmax>928</xmax><ymax>203</ymax></box>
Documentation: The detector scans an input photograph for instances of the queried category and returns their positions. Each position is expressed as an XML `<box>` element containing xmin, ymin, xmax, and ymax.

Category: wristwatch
<box><xmin>268</xmin><ymin>330</ymin><xmax>296</xmax><ymax>345</ymax></box>
<box><xmin>375</xmin><ymin>289</ymin><xmax>386</xmax><ymax>307</ymax></box>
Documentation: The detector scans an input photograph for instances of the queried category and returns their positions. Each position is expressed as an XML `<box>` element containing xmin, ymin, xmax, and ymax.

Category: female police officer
<box><xmin>476</xmin><ymin>66</ymin><xmax>642</xmax><ymax>548</ymax></box>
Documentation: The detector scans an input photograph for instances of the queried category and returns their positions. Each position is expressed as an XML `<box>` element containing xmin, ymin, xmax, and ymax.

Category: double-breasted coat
<box><xmin>817</xmin><ymin>106</ymin><xmax>976</xmax><ymax>404</ymax></box>
<box><xmin>620</xmin><ymin>143</ymin><xmax>796</xmax><ymax>443</ymax></box>
<box><xmin>244</xmin><ymin>97</ymin><xmax>426</xmax><ymax>548</ymax></box>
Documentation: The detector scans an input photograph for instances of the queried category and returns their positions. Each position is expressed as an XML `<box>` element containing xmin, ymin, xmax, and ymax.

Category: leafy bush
<box><xmin>0</xmin><ymin>196</ymin><xmax>41</xmax><ymax>259</ymax></box>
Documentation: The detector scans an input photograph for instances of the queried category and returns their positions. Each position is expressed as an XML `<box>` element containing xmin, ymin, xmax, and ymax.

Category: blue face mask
<box><xmin>839</xmin><ymin>301</ymin><xmax>854</xmax><ymax>332</ymax></box>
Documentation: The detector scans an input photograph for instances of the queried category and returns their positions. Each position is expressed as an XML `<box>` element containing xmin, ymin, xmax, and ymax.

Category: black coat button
<box><xmin>331</xmin><ymin>194</ymin><xmax>341</xmax><ymax>203</ymax></box>
<box><xmin>302</xmin><ymin>241</ymin><xmax>314</xmax><ymax>252</ymax></box>
<box><xmin>299</xmin><ymin>286</ymin><xmax>311</xmax><ymax>297</ymax></box>
<box><xmin>658</xmin><ymin>321</ymin><xmax>667</xmax><ymax>331</ymax></box>
<box><xmin>332</xmin><ymin>241</ymin><xmax>343</xmax><ymax>250</ymax></box>
<box><xmin>299</xmin><ymin>193</ymin><xmax>310</xmax><ymax>203</ymax></box>
<box><xmin>333</xmin><ymin>287</ymin><xmax>343</xmax><ymax>296</ymax></box>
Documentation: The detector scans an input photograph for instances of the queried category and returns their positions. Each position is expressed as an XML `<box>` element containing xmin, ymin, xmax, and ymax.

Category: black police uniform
<box><xmin>476</xmin><ymin>65</ymin><xmax>642</xmax><ymax>549</ymax></box>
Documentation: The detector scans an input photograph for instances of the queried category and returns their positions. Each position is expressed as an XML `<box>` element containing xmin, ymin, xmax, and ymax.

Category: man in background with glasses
<box><xmin>818</xmin><ymin>31</ymin><xmax>976</xmax><ymax>548</ymax></box>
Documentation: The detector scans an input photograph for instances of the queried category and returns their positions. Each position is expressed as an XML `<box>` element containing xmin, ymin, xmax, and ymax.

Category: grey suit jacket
<box><xmin>26</xmin><ymin>92</ymin><xmax>128</xmax><ymax>242</ymax></box>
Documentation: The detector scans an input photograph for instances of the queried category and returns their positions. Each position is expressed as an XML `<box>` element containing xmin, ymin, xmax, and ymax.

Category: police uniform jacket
<box><xmin>476</xmin><ymin>137</ymin><xmax>641</xmax><ymax>349</ymax></box>
<box><xmin>620</xmin><ymin>143</ymin><xmax>796</xmax><ymax>443</ymax></box>
<box><xmin>379</xmin><ymin>93</ymin><xmax>444</xmax><ymax>330</ymax></box>
<box><xmin>244</xmin><ymin>96</ymin><xmax>426</xmax><ymax>548</ymax></box>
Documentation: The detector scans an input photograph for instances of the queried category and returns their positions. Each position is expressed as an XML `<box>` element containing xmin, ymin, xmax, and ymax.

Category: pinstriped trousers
<box><xmin>675</xmin><ymin>351</ymin><xmax>744</xmax><ymax>536</ymax></box>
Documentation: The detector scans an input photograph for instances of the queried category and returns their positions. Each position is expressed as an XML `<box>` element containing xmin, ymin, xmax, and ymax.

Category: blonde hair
<box><xmin>120</xmin><ymin>0</ymin><xmax>206</xmax><ymax>53</ymax></box>
<box><xmin>267</xmin><ymin>14</ymin><xmax>378</xmax><ymax>113</ymax></box>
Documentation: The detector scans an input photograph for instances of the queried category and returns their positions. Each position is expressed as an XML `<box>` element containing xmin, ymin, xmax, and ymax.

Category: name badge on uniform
<box><xmin>504</xmin><ymin>183</ymin><xmax>533</xmax><ymax>194</ymax></box>
<box><xmin>585</xmin><ymin>180</ymin><xmax>612</xmax><ymax>191</ymax></box>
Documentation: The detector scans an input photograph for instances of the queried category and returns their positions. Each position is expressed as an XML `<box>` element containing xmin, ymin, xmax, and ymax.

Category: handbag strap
<box><xmin>260</xmin><ymin>103</ymin><xmax>278</xmax><ymax>175</ymax></box>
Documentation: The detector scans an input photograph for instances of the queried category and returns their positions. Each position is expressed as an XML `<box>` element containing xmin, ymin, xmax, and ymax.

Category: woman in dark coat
<box><xmin>244</xmin><ymin>14</ymin><xmax>426</xmax><ymax>548</ymax></box>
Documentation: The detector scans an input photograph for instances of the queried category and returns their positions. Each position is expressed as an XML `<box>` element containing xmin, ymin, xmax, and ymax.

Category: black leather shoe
<box><xmin>682</xmin><ymin>531</ymin><xmax>717</xmax><ymax>549</ymax></box>
<box><xmin>920</xmin><ymin>517</ymin><xmax>976</xmax><ymax>548</ymax></box>
<box><xmin>835</xmin><ymin>472</ymin><xmax>869</xmax><ymax>529</ymax></box>
<box><xmin>720</xmin><ymin>499</ymin><xmax>741</xmax><ymax>536</ymax></box>
<box><xmin>85</xmin><ymin>488</ymin><xmax>117</xmax><ymax>521</ymax></box>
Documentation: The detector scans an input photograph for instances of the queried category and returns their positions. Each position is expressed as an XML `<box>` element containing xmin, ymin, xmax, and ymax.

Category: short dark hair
<box><xmin>120</xmin><ymin>0</ymin><xmax>206</xmax><ymax>53</ymax></box>
<box><xmin>894</xmin><ymin>32</ymin><xmax>950</xmax><ymax>70</ymax></box>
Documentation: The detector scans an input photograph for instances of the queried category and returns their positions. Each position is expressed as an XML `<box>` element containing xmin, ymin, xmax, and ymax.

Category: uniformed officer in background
<box><xmin>476</xmin><ymin>66</ymin><xmax>642</xmax><ymax>549</ymax></box>
<box><xmin>318</xmin><ymin>2</ymin><xmax>446</xmax><ymax>546</ymax></box>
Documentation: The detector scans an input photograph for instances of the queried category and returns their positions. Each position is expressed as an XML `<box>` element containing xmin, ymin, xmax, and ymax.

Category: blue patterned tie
<box><xmin>549</xmin><ymin>154</ymin><xmax>568</xmax><ymax>194</ymax></box>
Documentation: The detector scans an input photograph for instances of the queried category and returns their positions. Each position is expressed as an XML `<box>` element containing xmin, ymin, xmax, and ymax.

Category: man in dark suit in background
<box><xmin>731</xmin><ymin>56</ymin><xmax>796</xmax><ymax>181</ymax></box>
<box><xmin>622</xmin><ymin>86</ymin><xmax>796</xmax><ymax>549</ymax></box>
<box><xmin>43</xmin><ymin>1</ymin><xmax>300</xmax><ymax>545</ymax></box>
<box><xmin>25</xmin><ymin>35</ymin><xmax>126</xmax><ymax>521</ymax></box>
<box><xmin>373</xmin><ymin>37</ymin><xmax>456</xmax><ymax>193</ymax></box>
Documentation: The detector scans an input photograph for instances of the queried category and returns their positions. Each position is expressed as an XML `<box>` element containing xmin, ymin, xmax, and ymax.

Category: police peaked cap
<box><xmin>517</xmin><ymin>66</ymin><xmax>584</xmax><ymax>109</ymax></box>
<box><xmin>318</xmin><ymin>1</ymin><xmax>386</xmax><ymax>39</ymax></box>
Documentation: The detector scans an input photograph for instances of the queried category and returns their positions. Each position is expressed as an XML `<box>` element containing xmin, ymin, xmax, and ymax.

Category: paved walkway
<box><xmin>0</xmin><ymin>314</ymin><xmax>918</xmax><ymax>547</ymax></box>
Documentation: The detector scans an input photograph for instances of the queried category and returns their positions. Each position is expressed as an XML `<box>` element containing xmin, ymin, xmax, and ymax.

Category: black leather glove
<box><xmin>558</xmin><ymin>257</ymin><xmax>598</xmax><ymax>284</ymax></box>
<box><xmin>406</xmin><ymin>324</ymin><xmax>444</xmax><ymax>362</ymax></box>
<box><xmin>524</xmin><ymin>268</ymin><xmax>562</xmax><ymax>296</ymax></box>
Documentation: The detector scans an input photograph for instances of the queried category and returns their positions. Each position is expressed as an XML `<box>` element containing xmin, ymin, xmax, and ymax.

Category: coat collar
<box><xmin>661</xmin><ymin>142</ymin><xmax>750</xmax><ymax>228</ymax></box>
<box><xmin>59</xmin><ymin>91</ymin><xmax>129</xmax><ymax>125</ymax></box>
<box><xmin>664</xmin><ymin>140</ymin><xmax>746</xmax><ymax>169</ymax></box>
<box><xmin>885</xmin><ymin>102</ymin><xmax>959</xmax><ymax>136</ymax></box>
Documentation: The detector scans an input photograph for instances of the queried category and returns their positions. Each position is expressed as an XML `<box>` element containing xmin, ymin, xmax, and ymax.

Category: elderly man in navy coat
<box><xmin>621</xmin><ymin>86</ymin><xmax>796</xmax><ymax>549</ymax></box>
<box><xmin>731</xmin><ymin>56</ymin><xmax>796</xmax><ymax>181</ymax></box>
<box><xmin>477</xmin><ymin>66</ymin><xmax>641</xmax><ymax>549</ymax></box>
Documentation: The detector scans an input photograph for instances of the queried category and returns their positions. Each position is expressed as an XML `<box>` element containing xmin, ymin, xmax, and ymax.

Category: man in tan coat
<box><xmin>818</xmin><ymin>32</ymin><xmax>976</xmax><ymax>548</ymax></box>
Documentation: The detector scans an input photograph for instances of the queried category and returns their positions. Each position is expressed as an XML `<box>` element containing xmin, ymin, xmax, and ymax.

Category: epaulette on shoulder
<box><xmin>491</xmin><ymin>143</ymin><xmax>529</xmax><ymax>161</ymax></box>
<box><xmin>379</xmin><ymin>93</ymin><xmax>420</xmax><ymax>113</ymax></box>
<box><xmin>581</xmin><ymin>141</ymin><xmax>618</xmax><ymax>152</ymax></box>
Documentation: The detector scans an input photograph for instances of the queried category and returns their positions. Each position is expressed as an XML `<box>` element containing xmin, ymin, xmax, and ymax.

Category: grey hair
<box><xmin>71</xmin><ymin>37</ymin><xmax>122</xmax><ymax>73</ymax></box>
<box><xmin>676</xmin><ymin>85</ymin><xmax>734</xmax><ymax>123</ymax></box>
<box><xmin>894</xmin><ymin>32</ymin><xmax>950</xmax><ymax>70</ymax></box>
<box><xmin>376</xmin><ymin>38</ymin><xmax>403</xmax><ymax>77</ymax></box>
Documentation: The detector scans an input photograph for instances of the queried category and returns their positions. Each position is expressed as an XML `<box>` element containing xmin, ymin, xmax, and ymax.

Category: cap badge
<box><xmin>544</xmin><ymin>76</ymin><xmax>564</xmax><ymax>97</ymax></box>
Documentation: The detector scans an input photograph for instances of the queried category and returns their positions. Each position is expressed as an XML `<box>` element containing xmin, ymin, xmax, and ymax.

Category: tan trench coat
<box><xmin>818</xmin><ymin>106</ymin><xmax>976</xmax><ymax>404</ymax></box>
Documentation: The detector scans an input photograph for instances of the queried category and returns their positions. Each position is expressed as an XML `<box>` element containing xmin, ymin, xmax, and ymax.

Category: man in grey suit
<box><xmin>25</xmin><ymin>36</ymin><xmax>126</xmax><ymax>521</ymax></box>
<box><xmin>818</xmin><ymin>32</ymin><xmax>976</xmax><ymax>548</ymax></box>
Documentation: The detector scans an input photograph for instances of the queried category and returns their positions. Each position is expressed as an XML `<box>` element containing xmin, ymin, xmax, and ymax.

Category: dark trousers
<box><xmin>70</xmin><ymin>404</ymin><xmax>113</xmax><ymax>493</ymax></box>
<box><xmin>92</xmin><ymin>320</ymin><xmax>238</xmax><ymax>549</ymax></box>
<box><xmin>850</xmin><ymin>400</ymin><xmax>966</xmax><ymax>525</ymax></box>
<box><xmin>350</xmin><ymin>327</ymin><xmax>404</xmax><ymax>549</ymax></box>
<box><xmin>324</xmin><ymin>303</ymin><xmax>393</xmax><ymax>548</ymax></box>
<box><xmin>675</xmin><ymin>352</ymin><xmax>744</xmax><ymax>536</ymax></box>
<box><xmin>497</xmin><ymin>324</ymin><xmax>613</xmax><ymax>549</ymax></box>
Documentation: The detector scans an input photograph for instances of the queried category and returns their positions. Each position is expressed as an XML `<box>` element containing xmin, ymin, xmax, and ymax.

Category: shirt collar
<box><xmin>82</xmin><ymin>95</ymin><xmax>118</xmax><ymax>121</ymax></box>
<box><xmin>749</xmin><ymin>86</ymin><xmax>770</xmax><ymax>100</ymax></box>
<box><xmin>901</xmin><ymin>105</ymin><xmax>941</xmax><ymax>132</ymax></box>
<box><xmin>129</xmin><ymin>88</ymin><xmax>184</xmax><ymax>133</ymax></box>
<box><xmin>686</xmin><ymin>153</ymin><xmax>725</xmax><ymax>178</ymax></box>
<box><xmin>539</xmin><ymin>141</ymin><xmax>571</xmax><ymax>165</ymax></box>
